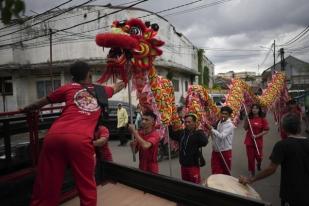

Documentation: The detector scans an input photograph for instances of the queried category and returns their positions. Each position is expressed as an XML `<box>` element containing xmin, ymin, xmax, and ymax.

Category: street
<box><xmin>109</xmin><ymin>114</ymin><xmax>307</xmax><ymax>206</ymax></box>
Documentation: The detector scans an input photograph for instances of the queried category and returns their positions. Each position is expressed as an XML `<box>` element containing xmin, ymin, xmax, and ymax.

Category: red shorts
<box><xmin>211</xmin><ymin>150</ymin><xmax>232</xmax><ymax>175</ymax></box>
<box><xmin>181</xmin><ymin>166</ymin><xmax>201</xmax><ymax>184</ymax></box>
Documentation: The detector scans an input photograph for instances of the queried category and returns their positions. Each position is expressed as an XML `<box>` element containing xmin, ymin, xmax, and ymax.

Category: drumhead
<box><xmin>205</xmin><ymin>174</ymin><xmax>261</xmax><ymax>200</ymax></box>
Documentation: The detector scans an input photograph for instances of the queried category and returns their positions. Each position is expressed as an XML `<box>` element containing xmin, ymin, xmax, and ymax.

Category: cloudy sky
<box><xmin>24</xmin><ymin>0</ymin><xmax>309</xmax><ymax>74</ymax></box>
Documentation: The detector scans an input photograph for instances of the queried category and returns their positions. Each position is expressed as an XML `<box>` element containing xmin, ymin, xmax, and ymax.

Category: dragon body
<box><xmin>95</xmin><ymin>18</ymin><xmax>288</xmax><ymax>131</ymax></box>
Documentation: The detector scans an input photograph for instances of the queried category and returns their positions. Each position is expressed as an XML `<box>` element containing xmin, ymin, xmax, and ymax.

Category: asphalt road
<box><xmin>109</xmin><ymin>115</ymin><xmax>308</xmax><ymax>206</ymax></box>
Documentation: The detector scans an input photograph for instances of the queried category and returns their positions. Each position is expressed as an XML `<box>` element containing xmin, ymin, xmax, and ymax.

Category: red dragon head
<box><xmin>96</xmin><ymin>18</ymin><xmax>165</xmax><ymax>83</ymax></box>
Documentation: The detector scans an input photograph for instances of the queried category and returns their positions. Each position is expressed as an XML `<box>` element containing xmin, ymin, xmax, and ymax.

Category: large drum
<box><xmin>205</xmin><ymin>174</ymin><xmax>261</xmax><ymax>200</ymax></box>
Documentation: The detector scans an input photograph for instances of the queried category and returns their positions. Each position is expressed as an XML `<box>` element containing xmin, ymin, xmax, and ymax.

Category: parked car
<box><xmin>209</xmin><ymin>94</ymin><xmax>226</xmax><ymax>107</ymax></box>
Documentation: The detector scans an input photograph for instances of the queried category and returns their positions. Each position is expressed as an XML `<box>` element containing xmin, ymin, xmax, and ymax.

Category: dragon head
<box><xmin>96</xmin><ymin>18</ymin><xmax>165</xmax><ymax>83</ymax></box>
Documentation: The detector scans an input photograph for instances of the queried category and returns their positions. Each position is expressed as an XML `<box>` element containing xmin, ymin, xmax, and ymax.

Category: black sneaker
<box><xmin>257</xmin><ymin>163</ymin><xmax>261</xmax><ymax>171</ymax></box>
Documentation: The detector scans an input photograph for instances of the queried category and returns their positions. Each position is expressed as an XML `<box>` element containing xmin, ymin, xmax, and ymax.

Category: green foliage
<box><xmin>245</xmin><ymin>75</ymin><xmax>255</xmax><ymax>81</ymax></box>
<box><xmin>166</xmin><ymin>71</ymin><xmax>174</xmax><ymax>80</ymax></box>
<box><xmin>203</xmin><ymin>84</ymin><xmax>209</xmax><ymax>89</ymax></box>
<box><xmin>212</xmin><ymin>83</ymin><xmax>221</xmax><ymax>90</ymax></box>
<box><xmin>197</xmin><ymin>49</ymin><xmax>204</xmax><ymax>84</ymax></box>
<box><xmin>0</xmin><ymin>0</ymin><xmax>25</xmax><ymax>24</ymax></box>
<box><xmin>203</xmin><ymin>65</ymin><xmax>209</xmax><ymax>87</ymax></box>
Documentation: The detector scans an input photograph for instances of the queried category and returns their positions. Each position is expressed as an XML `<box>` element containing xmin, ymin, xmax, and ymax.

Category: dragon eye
<box><xmin>129</xmin><ymin>26</ymin><xmax>142</xmax><ymax>35</ymax></box>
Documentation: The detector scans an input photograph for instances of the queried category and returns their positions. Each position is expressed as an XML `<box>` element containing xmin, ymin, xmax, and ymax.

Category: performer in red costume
<box><xmin>280</xmin><ymin>100</ymin><xmax>302</xmax><ymax>140</ymax></box>
<box><xmin>93</xmin><ymin>125</ymin><xmax>113</xmax><ymax>162</ymax></box>
<box><xmin>243</xmin><ymin>104</ymin><xmax>269</xmax><ymax>176</ymax></box>
<box><xmin>23</xmin><ymin>61</ymin><xmax>125</xmax><ymax>206</ymax></box>
<box><xmin>128</xmin><ymin>111</ymin><xmax>160</xmax><ymax>174</ymax></box>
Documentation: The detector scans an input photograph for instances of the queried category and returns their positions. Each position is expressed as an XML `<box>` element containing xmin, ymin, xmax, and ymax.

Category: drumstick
<box><xmin>211</xmin><ymin>133</ymin><xmax>232</xmax><ymax>175</ymax></box>
<box><xmin>242</xmin><ymin>103</ymin><xmax>260</xmax><ymax>156</ymax></box>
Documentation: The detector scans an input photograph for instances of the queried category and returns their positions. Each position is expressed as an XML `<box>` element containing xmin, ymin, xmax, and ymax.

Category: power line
<box><xmin>286</xmin><ymin>44</ymin><xmax>309</xmax><ymax>52</ymax></box>
<box><xmin>259</xmin><ymin>44</ymin><xmax>273</xmax><ymax>67</ymax></box>
<box><xmin>0</xmin><ymin>0</ymin><xmax>76</xmax><ymax>32</ymax></box>
<box><xmin>0</xmin><ymin>0</ymin><xmax>95</xmax><ymax>40</ymax></box>
<box><xmin>31</xmin><ymin>0</ymin><xmax>144</xmax><ymax>30</ymax></box>
<box><xmin>0</xmin><ymin>0</ymin><xmax>148</xmax><ymax>48</ymax></box>
<box><xmin>138</xmin><ymin>0</ymin><xmax>203</xmax><ymax>18</ymax></box>
<box><xmin>163</xmin><ymin>0</ymin><xmax>233</xmax><ymax>17</ymax></box>
<box><xmin>278</xmin><ymin>26</ymin><xmax>309</xmax><ymax>46</ymax></box>
<box><xmin>165</xmin><ymin>44</ymin><xmax>268</xmax><ymax>51</ymax></box>
<box><xmin>0</xmin><ymin>0</ymin><xmax>143</xmax><ymax>44</ymax></box>
<box><xmin>283</xmin><ymin>31</ymin><xmax>309</xmax><ymax>50</ymax></box>
<box><xmin>0</xmin><ymin>0</ymin><xmax>206</xmax><ymax>46</ymax></box>
<box><xmin>0</xmin><ymin>0</ymin><xmax>234</xmax><ymax>49</ymax></box>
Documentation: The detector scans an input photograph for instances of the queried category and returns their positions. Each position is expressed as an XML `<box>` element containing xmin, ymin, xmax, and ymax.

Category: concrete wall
<box><xmin>0</xmin><ymin>6</ymin><xmax>214</xmax><ymax>112</ymax></box>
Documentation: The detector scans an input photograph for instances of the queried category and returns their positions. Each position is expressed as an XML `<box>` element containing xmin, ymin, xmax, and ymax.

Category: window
<box><xmin>36</xmin><ymin>80</ymin><xmax>61</xmax><ymax>98</ymax></box>
<box><xmin>185</xmin><ymin>81</ymin><xmax>189</xmax><ymax>91</ymax></box>
<box><xmin>172</xmin><ymin>79</ymin><xmax>179</xmax><ymax>92</ymax></box>
<box><xmin>0</xmin><ymin>76</ymin><xmax>13</xmax><ymax>95</ymax></box>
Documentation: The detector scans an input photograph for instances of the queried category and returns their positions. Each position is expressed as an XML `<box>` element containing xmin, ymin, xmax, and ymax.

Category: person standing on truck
<box><xmin>93</xmin><ymin>125</ymin><xmax>113</xmax><ymax>162</ymax></box>
<box><xmin>23</xmin><ymin>61</ymin><xmax>125</xmax><ymax>206</ymax></box>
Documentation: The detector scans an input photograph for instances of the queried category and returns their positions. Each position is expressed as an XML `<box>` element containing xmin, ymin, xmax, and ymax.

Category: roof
<box><xmin>262</xmin><ymin>55</ymin><xmax>309</xmax><ymax>75</ymax></box>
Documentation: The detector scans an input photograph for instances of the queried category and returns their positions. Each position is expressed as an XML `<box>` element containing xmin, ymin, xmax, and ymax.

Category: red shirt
<box><xmin>244</xmin><ymin>117</ymin><xmax>269</xmax><ymax>146</ymax></box>
<box><xmin>95</xmin><ymin>126</ymin><xmax>112</xmax><ymax>161</ymax></box>
<box><xmin>138</xmin><ymin>129</ymin><xmax>160</xmax><ymax>173</ymax></box>
<box><xmin>47</xmin><ymin>83</ymin><xmax>113</xmax><ymax>138</ymax></box>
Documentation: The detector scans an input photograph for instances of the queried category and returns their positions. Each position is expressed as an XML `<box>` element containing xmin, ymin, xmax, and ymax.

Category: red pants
<box><xmin>211</xmin><ymin>150</ymin><xmax>232</xmax><ymax>175</ymax></box>
<box><xmin>30</xmin><ymin>133</ymin><xmax>97</xmax><ymax>206</ymax></box>
<box><xmin>246</xmin><ymin>145</ymin><xmax>263</xmax><ymax>173</ymax></box>
<box><xmin>181</xmin><ymin>166</ymin><xmax>201</xmax><ymax>184</ymax></box>
<box><xmin>280</xmin><ymin>128</ymin><xmax>288</xmax><ymax>140</ymax></box>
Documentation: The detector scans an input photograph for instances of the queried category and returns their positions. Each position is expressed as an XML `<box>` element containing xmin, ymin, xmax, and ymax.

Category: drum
<box><xmin>205</xmin><ymin>174</ymin><xmax>261</xmax><ymax>200</ymax></box>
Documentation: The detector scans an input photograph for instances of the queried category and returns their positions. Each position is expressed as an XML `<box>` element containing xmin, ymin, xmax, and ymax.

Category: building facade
<box><xmin>0</xmin><ymin>5</ymin><xmax>214</xmax><ymax>112</ymax></box>
<box><xmin>261</xmin><ymin>55</ymin><xmax>309</xmax><ymax>91</ymax></box>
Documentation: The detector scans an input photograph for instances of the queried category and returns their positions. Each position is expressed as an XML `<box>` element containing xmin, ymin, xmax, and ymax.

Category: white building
<box><xmin>0</xmin><ymin>5</ymin><xmax>214</xmax><ymax>112</ymax></box>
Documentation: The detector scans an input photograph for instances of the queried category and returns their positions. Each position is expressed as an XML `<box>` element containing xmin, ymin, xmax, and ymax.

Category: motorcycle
<box><xmin>157</xmin><ymin>139</ymin><xmax>179</xmax><ymax>162</ymax></box>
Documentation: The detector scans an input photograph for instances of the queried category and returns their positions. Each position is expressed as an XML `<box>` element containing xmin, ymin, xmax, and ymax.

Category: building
<box><xmin>261</xmin><ymin>55</ymin><xmax>309</xmax><ymax>91</ymax></box>
<box><xmin>215</xmin><ymin>71</ymin><xmax>260</xmax><ymax>88</ymax></box>
<box><xmin>0</xmin><ymin>5</ymin><xmax>214</xmax><ymax>112</ymax></box>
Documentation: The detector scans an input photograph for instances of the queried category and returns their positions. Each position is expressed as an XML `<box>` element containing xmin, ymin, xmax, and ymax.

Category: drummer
<box><xmin>239</xmin><ymin>113</ymin><xmax>309</xmax><ymax>206</ymax></box>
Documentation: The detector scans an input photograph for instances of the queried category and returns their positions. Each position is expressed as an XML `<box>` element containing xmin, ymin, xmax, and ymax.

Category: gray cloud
<box><xmin>24</xmin><ymin>0</ymin><xmax>309</xmax><ymax>74</ymax></box>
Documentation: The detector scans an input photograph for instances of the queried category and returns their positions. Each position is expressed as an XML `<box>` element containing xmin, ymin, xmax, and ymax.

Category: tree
<box><xmin>0</xmin><ymin>0</ymin><xmax>25</xmax><ymax>24</ymax></box>
<box><xmin>203</xmin><ymin>65</ymin><xmax>209</xmax><ymax>87</ymax></box>
<box><xmin>212</xmin><ymin>83</ymin><xmax>222</xmax><ymax>90</ymax></box>
<box><xmin>166</xmin><ymin>71</ymin><xmax>174</xmax><ymax>80</ymax></box>
<box><xmin>245</xmin><ymin>75</ymin><xmax>255</xmax><ymax>82</ymax></box>
<box><xmin>197</xmin><ymin>48</ymin><xmax>204</xmax><ymax>85</ymax></box>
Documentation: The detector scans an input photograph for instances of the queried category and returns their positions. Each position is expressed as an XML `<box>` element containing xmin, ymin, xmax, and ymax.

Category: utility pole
<box><xmin>49</xmin><ymin>28</ymin><xmax>54</xmax><ymax>91</ymax></box>
<box><xmin>272</xmin><ymin>40</ymin><xmax>276</xmax><ymax>74</ymax></box>
<box><xmin>279</xmin><ymin>48</ymin><xmax>285</xmax><ymax>71</ymax></box>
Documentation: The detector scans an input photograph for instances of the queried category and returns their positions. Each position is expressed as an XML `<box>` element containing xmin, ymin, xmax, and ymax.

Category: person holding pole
<box><xmin>170</xmin><ymin>113</ymin><xmax>208</xmax><ymax>184</ymax></box>
<box><xmin>205</xmin><ymin>106</ymin><xmax>234</xmax><ymax>175</ymax></box>
<box><xmin>128</xmin><ymin>111</ymin><xmax>160</xmax><ymax>174</ymax></box>
<box><xmin>239</xmin><ymin>113</ymin><xmax>309</xmax><ymax>206</ymax></box>
<box><xmin>243</xmin><ymin>104</ymin><xmax>269</xmax><ymax>176</ymax></box>
<box><xmin>280</xmin><ymin>100</ymin><xmax>302</xmax><ymax>140</ymax></box>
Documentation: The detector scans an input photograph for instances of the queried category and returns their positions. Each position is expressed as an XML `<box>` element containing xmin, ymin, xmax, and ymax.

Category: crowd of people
<box><xmin>23</xmin><ymin>61</ymin><xmax>308</xmax><ymax>206</ymax></box>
